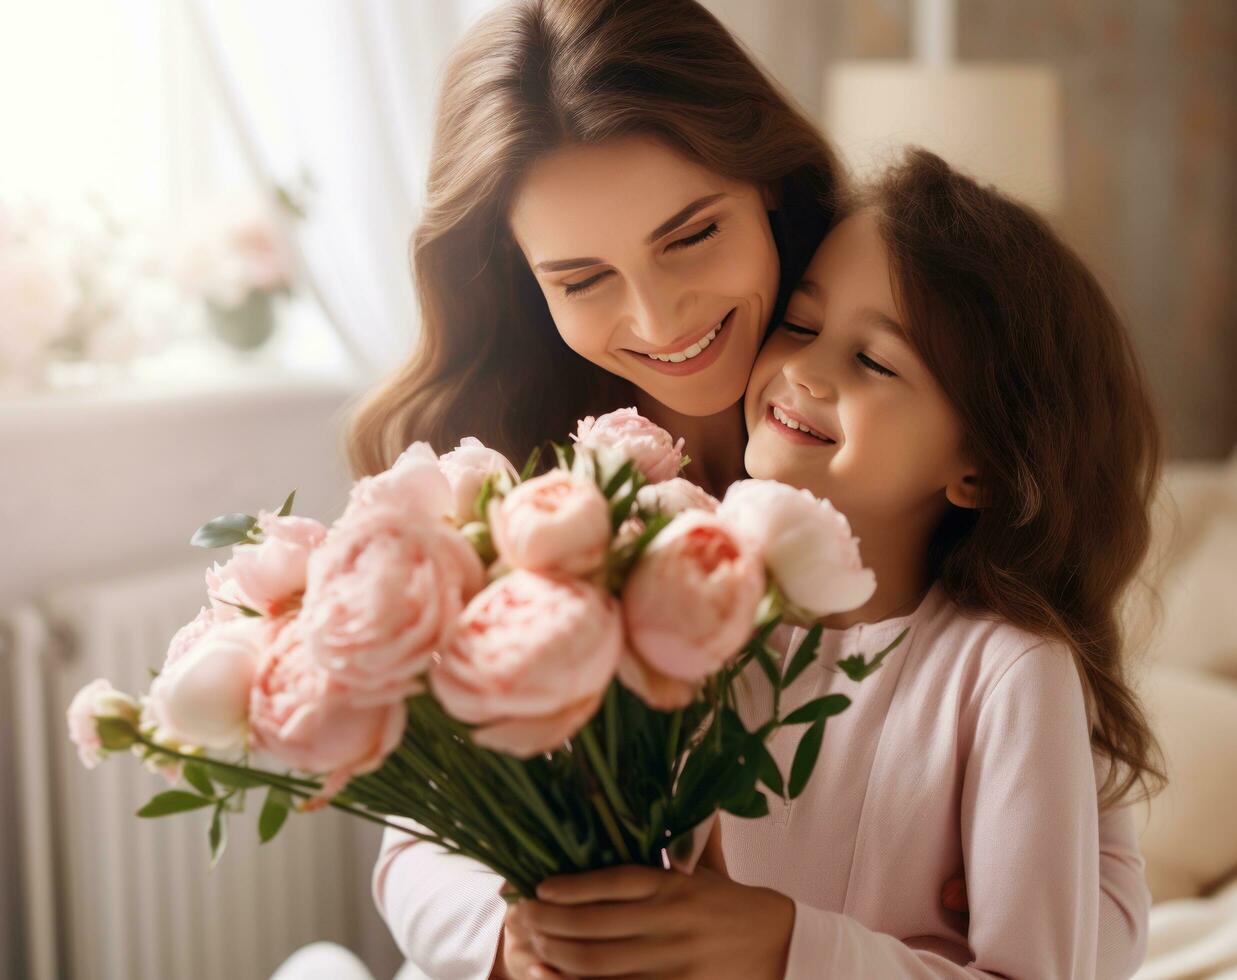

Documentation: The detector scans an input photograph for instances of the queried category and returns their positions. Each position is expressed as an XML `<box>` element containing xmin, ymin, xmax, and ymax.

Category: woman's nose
<box><xmin>625</xmin><ymin>277</ymin><xmax>689</xmax><ymax>348</ymax></box>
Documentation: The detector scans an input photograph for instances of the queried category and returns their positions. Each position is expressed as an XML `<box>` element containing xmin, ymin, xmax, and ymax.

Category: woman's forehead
<box><xmin>507</xmin><ymin>135</ymin><xmax>750</xmax><ymax>257</ymax></box>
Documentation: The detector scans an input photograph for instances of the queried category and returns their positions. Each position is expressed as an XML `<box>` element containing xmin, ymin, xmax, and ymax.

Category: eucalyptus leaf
<box><xmin>137</xmin><ymin>790</ymin><xmax>214</xmax><ymax>818</ymax></box>
<box><xmin>788</xmin><ymin>718</ymin><xmax>826</xmax><ymax>799</ymax></box>
<box><xmin>751</xmin><ymin>642</ymin><xmax>781</xmax><ymax>689</ymax></box>
<box><xmin>190</xmin><ymin>513</ymin><xmax>258</xmax><ymax>549</ymax></box>
<box><xmin>602</xmin><ymin>459</ymin><xmax>636</xmax><ymax>499</ymax></box>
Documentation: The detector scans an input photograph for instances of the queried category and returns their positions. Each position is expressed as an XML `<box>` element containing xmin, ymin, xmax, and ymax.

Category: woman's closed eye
<box><xmin>562</xmin><ymin>222</ymin><xmax>722</xmax><ymax>297</ymax></box>
<box><xmin>777</xmin><ymin>321</ymin><xmax>898</xmax><ymax>378</ymax></box>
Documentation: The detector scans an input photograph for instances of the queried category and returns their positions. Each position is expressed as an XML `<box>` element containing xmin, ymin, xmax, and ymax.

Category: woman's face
<box><xmin>507</xmin><ymin>135</ymin><xmax>780</xmax><ymax>416</ymax></box>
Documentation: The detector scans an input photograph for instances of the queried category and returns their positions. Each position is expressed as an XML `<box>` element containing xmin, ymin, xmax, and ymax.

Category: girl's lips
<box><xmin>765</xmin><ymin>403</ymin><xmax>838</xmax><ymax>447</ymax></box>
<box><xmin>622</xmin><ymin>307</ymin><xmax>736</xmax><ymax>377</ymax></box>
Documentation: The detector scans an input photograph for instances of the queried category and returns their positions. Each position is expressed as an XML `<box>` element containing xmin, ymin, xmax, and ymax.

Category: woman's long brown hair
<box><xmin>861</xmin><ymin>149</ymin><xmax>1167</xmax><ymax>810</ymax></box>
<box><xmin>346</xmin><ymin>0</ymin><xmax>842</xmax><ymax>477</ymax></box>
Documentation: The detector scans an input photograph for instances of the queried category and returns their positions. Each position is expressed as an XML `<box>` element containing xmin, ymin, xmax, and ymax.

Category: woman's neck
<box><xmin>634</xmin><ymin>391</ymin><xmax>748</xmax><ymax>498</ymax></box>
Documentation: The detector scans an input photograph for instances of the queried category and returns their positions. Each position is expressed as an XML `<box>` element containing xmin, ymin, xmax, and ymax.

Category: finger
<box><xmin>518</xmin><ymin>898</ymin><xmax>670</xmax><ymax>940</ymax></box>
<box><xmin>537</xmin><ymin>866</ymin><xmax>666</xmax><ymax>905</ymax></box>
<box><xmin>529</xmin><ymin>932</ymin><xmax>680</xmax><ymax>978</ymax></box>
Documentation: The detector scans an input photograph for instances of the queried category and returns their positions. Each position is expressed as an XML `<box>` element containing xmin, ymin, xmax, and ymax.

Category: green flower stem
<box><xmin>443</xmin><ymin>749</ymin><xmax>559</xmax><ymax>878</ymax></box>
<box><xmin>604</xmin><ymin>684</ymin><xmax>619</xmax><ymax>776</ymax></box>
<box><xmin>577</xmin><ymin>726</ymin><xmax>640</xmax><ymax>861</ymax></box>
<box><xmin>588</xmin><ymin>789</ymin><xmax>632</xmax><ymax>864</ymax></box>
<box><xmin>666</xmin><ymin>708</ymin><xmax>683</xmax><ymax>777</ymax></box>
<box><xmin>492</xmin><ymin>754</ymin><xmax>588</xmax><ymax>869</ymax></box>
<box><xmin>131</xmin><ymin>736</ymin><xmax>412</xmax><ymax>836</ymax></box>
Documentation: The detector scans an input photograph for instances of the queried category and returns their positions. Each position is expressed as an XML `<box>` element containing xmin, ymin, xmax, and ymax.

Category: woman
<box><xmin>354</xmin><ymin>2</ymin><xmax>1150</xmax><ymax>978</ymax></box>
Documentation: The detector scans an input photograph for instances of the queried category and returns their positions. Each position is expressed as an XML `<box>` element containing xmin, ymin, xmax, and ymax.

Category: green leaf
<box><xmin>208</xmin><ymin>804</ymin><xmax>228</xmax><ymax>868</ymax></box>
<box><xmin>190</xmin><ymin>513</ymin><xmax>258</xmax><ymax>549</ymax></box>
<box><xmin>519</xmin><ymin>445</ymin><xmax>542</xmax><ymax>481</ymax></box>
<box><xmin>473</xmin><ymin>473</ymin><xmax>498</xmax><ymax>522</ymax></box>
<box><xmin>182</xmin><ymin>760</ymin><xmax>215</xmax><ymax>798</ymax></box>
<box><xmin>754</xmin><ymin>740</ymin><xmax>783</xmax><ymax>796</ymax></box>
<box><xmin>258</xmin><ymin>788</ymin><xmax>291</xmax><ymax>843</ymax></box>
<box><xmin>788</xmin><ymin>718</ymin><xmax>826</xmax><ymax>799</ymax></box>
<box><xmin>782</xmin><ymin>624</ymin><xmax>823</xmax><ymax>689</ymax></box>
<box><xmin>602</xmin><ymin>459</ymin><xmax>636</xmax><ymax>499</ymax></box>
<box><xmin>751</xmin><ymin>642</ymin><xmax>781</xmax><ymax>689</ymax></box>
<box><xmin>781</xmin><ymin>693</ymin><xmax>851</xmax><ymax>727</ymax></box>
<box><xmin>137</xmin><ymin>790</ymin><xmax>214</xmax><ymax>818</ymax></box>
<box><xmin>212</xmin><ymin>598</ymin><xmax>262</xmax><ymax>618</ymax></box>
<box><xmin>206</xmin><ymin>765</ymin><xmax>264</xmax><ymax>789</ymax></box>
<box><xmin>551</xmin><ymin>441</ymin><xmax>575</xmax><ymax>472</ymax></box>
<box><xmin>96</xmin><ymin>717</ymin><xmax>137</xmax><ymax>751</ymax></box>
<box><xmin>276</xmin><ymin>490</ymin><xmax>297</xmax><ymax>517</ymax></box>
<box><xmin>723</xmin><ymin>791</ymin><xmax>769</xmax><ymax>819</ymax></box>
<box><xmin>835</xmin><ymin>627</ymin><xmax>910</xmax><ymax>682</ymax></box>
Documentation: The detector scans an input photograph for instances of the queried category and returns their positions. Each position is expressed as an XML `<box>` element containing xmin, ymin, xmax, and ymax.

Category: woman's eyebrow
<box><xmin>532</xmin><ymin>193</ymin><xmax>728</xmax><ymax>273</ymax></box>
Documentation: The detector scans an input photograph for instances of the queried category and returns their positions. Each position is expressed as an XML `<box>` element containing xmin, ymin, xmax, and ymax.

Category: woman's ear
<box><xmin>945</xmin><ymin>472</ymin><xmax>984</xmax><ymax>509</ymax></box>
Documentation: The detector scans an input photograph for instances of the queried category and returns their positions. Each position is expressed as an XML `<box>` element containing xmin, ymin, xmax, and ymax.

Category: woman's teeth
<box><xmin>772</xmin><ymin>405</ymin><xmax>833</xmax><ymax>442</ymax></box>
<box><xmin>645</xmin><ymin>320</ymin><xmax>723</xmax><ymax>363</ymax></box>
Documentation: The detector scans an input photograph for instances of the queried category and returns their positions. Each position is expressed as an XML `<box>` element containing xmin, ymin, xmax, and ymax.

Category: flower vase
<box><xmin>207</xmin><ymin>291</ymin><xmax>276</xmax><ymax>351</ymax></box>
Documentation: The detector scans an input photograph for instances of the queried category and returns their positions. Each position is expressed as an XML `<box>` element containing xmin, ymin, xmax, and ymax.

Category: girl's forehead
<box><xmin>797</xmin><ymin>210</ymin><xmax>889</xmax><ymax>301</ymax></box>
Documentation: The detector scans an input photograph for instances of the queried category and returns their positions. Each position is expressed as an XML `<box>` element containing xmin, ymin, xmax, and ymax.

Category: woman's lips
<box><xmin>622</xmin><ymin>308</ymin><xmax>736</xmax><ymax>377</ymax></box>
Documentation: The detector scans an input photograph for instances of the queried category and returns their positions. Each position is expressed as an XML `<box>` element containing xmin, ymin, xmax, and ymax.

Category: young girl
<box><xmin>500</xmin><ymin>150</ymin><xmax>1165</xmax><ymax>979</ymax></box>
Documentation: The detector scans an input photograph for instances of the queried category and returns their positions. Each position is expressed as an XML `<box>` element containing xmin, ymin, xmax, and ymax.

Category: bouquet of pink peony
<box><xmin>67</xmin><ymin>409</ymin><xmax>904</xmax><ymax>901</ymax></box>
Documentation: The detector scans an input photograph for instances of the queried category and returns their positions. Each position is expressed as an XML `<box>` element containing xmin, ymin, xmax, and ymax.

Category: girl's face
<box><xmin>744</xmin><ymin>209</ymin><xmax>978</xmax><ymax>530</ymax></box>
<box><xmin>507</xmin><ymin>135</ymin><xmax>780</xmax><ymax>416</ymax></box>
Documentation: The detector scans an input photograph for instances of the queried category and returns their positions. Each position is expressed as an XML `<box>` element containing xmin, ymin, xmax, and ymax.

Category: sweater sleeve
<box><xmin>782</xmin><ymin>642</ymin><xmax>1100</xmax><ymax>979</ymax></box>
<box><xmin>1095</xmin><ymin>789</ymin><xmax>1152</xmax><ymax>978</ymax></box>
<box><xmin>371</xmin><ymin>815</ymin><xmax>509</xmax><ymax>980</ymax></box>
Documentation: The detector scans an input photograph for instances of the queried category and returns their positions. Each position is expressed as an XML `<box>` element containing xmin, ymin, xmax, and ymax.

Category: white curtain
<box><xmin>186</xmin><ymin>0</ymin><xmax>502</xmax><ymax>379</ymax></box>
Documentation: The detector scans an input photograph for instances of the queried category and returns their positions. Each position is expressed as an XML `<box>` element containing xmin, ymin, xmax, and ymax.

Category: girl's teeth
<box><xmin>647</xmin><ymin>320</ymin><xmax>722</xmax><ymax>362</ymax></box>
<box><xmin>772</xmin><ymin>406</ymin><xmax>830</xmax><ymax>441</ymax></box>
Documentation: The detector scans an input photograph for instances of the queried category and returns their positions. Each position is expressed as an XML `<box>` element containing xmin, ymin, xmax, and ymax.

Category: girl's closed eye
<box><xmin>562</xmin><ymin>221</ymin><xmax>723</xmax><ymax>297</ymax></box>
<box><xmin>777</xmin><ymin>321</ymin><xmax>899</xmax><ymax>378</ymax></box>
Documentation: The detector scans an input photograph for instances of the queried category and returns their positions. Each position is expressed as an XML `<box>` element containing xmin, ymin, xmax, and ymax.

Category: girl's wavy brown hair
<box><xmin>857</xmin><ymin>148</ymin><xmax>1167</xmax><ymax>809</ymax></box>
<box><xmin>346</xmin><ymin>0</ymin><xmax>842</xmax><ymax>477</ymax></box>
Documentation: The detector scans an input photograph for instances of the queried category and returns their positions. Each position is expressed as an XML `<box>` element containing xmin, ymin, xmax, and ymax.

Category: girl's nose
<box><xmin>783</xmin><ymin>350</ymin><xmax>837</xmax><ymax>402</ymax></box>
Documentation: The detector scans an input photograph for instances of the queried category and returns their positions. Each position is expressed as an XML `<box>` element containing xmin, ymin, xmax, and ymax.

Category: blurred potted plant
<box><xmin>173</xmin><ymin>187</ymin><xmax>298</xmax><ymax>352</ymax></box>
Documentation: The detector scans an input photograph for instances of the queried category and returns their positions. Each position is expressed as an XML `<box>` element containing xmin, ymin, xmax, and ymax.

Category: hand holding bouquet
<box><xmin>67</xmin><ymin>409</ymin><xmax>904</xmax><ymax>900</ymax></box>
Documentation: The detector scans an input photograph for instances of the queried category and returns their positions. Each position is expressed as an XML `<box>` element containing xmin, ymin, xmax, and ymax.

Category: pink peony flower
<box><xmin>147</xmin><ymin>616</ymin><xmax>264</xmax><ymax>751</ymax></box>
<box><xmin>248</xmin><ymin>614</ymin><xmax>404</xmax><ymax>807</ymax></box>
<box><xmin>429</xmin><ymin>571</ymin><xmax>624</xmax><ymax>758</ymax></box>
<box><xmin>622</xmin><ymin>510</ymin><xmax>765</xmax><ymax>683</ymax></box>
<box><xmin>299</xmin><ymin>514</ymin><xmax>484</xmax><ymax>707</ymax></box>
<box><xmin>488</xmin><ymin>470</ymin><xmax>611</xmax><ymax>576</ymax></box>
<box><xmin>572</xmin><ymin>407</ymin><xmax>685</xmax><ymax>483</ymax></box>
<box><xmin>338</xmin><ymin>441</ymin><xmax>454</xmax><ymax>530</ymax></box>
<box><xmin>438</xmin><ymin>437</ymin><xmax>518</xmax><ymax>525</ymax></box>
<box><xmin>717</xmin><ymin>480</ymin><xmax>876</xmax><ymax>618</ymax></box>
<box><xmin>66</xmin><ymin>678</ymin><xmax>136</xmax><ymax>768</ymax></box>
<box><xmin>615</xmin><ymin>650</ymin><xmax>702</xmax><ymax>711</ymax></box>
<box><xmin>636</xmin><ymin>477</ymin><xmax>719</xmax><ymax>517</ymax></box>
<box><xmin>205</xmin><ymin>511</ymin><xmax>327</xmax><ymax>618</ymax></box>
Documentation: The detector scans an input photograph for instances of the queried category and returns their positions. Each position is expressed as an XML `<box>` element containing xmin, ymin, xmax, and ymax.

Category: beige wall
<box><xmin>706</xmin><ymin>0</ymin><xmax>1236</xmax><ymax>459</ymax></box>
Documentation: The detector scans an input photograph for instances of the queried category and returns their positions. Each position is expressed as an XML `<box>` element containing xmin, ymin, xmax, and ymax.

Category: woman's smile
<box><xmin>622</xmin><ymin>306</ymin><xmax>737</xmax><ymax>376</ymax></box>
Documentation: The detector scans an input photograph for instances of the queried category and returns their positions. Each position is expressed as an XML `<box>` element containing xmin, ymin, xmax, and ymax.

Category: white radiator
<box><xmin>2</xmin><ymin>561</ymin><xmax>402</xmax><ymax>980</ymax></box>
